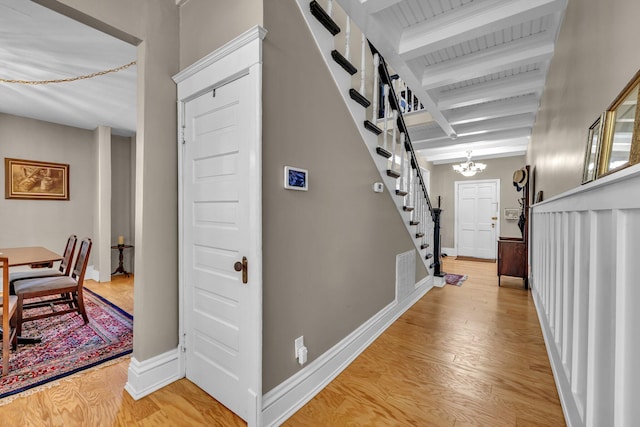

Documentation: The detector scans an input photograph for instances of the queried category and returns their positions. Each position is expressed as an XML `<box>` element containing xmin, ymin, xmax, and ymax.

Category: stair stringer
<box><xmin>295</xmin><ymin>0</ymin><xmax>437</xmax><ymax>281</ymax></box>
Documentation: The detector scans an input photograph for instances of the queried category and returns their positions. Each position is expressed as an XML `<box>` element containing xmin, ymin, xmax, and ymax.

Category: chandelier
<box><xmin>452</xmin><ymin>151</ymin><xmax>487</xmax><ymax>177</ymax></box>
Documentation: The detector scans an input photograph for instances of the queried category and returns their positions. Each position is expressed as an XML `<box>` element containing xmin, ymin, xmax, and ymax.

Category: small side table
<box><xmin>111</xmin><ymin>244</ymin><xmax>134</xmax><ymax>277</ymax></box>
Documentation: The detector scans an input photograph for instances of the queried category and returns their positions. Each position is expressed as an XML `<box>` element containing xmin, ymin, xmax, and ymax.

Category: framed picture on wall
<box><xmin>283</xmin><ymin>166</ymin><xmax>308</xmax><ymax>191</ymax></box>
<box><xmin>5</xmin><ymin>158</ymin><xmax>69</xmax><ymax>200</ymax></box>
<box><xmin>582</xmin><ymin>114</ymin><xmax>604</xmax><ymax>183</ymax></box>
<box><xmin>598</xmin><ymin>70</ymin><xmax>640</xmax><ymax>177</ymax></box>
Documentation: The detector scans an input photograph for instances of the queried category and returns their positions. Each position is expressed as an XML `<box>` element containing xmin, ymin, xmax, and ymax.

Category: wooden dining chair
<box><xmin>1</xmin><ymin>257</ymin><xmax>18</xmax><ymax>376</ymax></box>
<box><xmin>9</xmin><ymin>234</ymin><xmax>77</xmax><ymax>292</ymax></box>
<box><xmin>12</xmin><ymin>238</ymin><xmax>92</xmax><ymax>343</ymax></box>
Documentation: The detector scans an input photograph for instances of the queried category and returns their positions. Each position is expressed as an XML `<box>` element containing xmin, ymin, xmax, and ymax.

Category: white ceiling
<box><xmin>337</xmin><ymin>0</ymin><xmax>568</xmax><ymax>164</ymax></box>
<box><xmin>0</xmin><ymin>0</ymin><xmax>137</xmax><ymax>136</ymax></box>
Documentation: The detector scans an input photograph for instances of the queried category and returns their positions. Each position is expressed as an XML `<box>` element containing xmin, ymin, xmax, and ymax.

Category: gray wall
<box><xmin>430</xmin><ymin>156</ymin><xmax>526</xmax><ymax>249</ymax></box>
<box><xmin>179</xmin><ymin>0</ymin><xmax>263</xmax><ymax>69</ymax></box>
<box><xmin>0</xmin><ymin>113</ymin><xmax>95</xmax><ymax>252</ymax></box>
<box><xmin>111</xmin><ymin>135</ymin><xmax>135</xmax><ymax>273</ymax></box>
<box><xmin>529</xmin><ymin>0</ymin><xmax>640</xmax><ymax>198</ymax></box>
<box><xmin>261</xmin><ymin>1</ymin><xmax>426</xmax><ymax>392</ymax></box>
<box><xmin>40</xmin><ymin>0</ymin><xmax>180</xmax><ymax>361</ymax></box>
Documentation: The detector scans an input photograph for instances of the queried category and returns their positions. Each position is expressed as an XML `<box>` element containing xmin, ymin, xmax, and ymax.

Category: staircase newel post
<box><xmin>433</xmin><ymin>208</ymin><xmax>445</xmax><ymax>277</ymax></box>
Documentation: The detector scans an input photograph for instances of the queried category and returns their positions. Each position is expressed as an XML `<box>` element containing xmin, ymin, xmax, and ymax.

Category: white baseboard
<box><xmin>441</xmin><ymin>247</ymin><xmax>456</xmax><ymax>257</ymax></box>
<box><xmin>86</xmin><ymin>265</ymin><xmax>99</xmax><ymax>281</ymax></box>
<box><xmin>124</xmin><ymin>347</ymin><xmax>183</xmax><ymax>400</ymax></box>
<box><xmin>261</xmin><ymin>277</ymin><xmax>434</xmax><ymax>426</ymax></box>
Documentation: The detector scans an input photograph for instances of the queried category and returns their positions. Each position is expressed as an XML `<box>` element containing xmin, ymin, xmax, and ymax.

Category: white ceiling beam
<box><xmin>410</xmin><ymin>113</ymin><xmax>536</xmax><ymax>141</ymax></box>
<box><xmin>419</xmin><ymin>137</ymin><xmax>530</xmax><ymax>162</ymax></box>
<box><xmin>437</xmin><ymin>70</ymin><xmax>546</xmax><ymax>110</ymax></box>
<box><xmin>421</xmin><ymin>33</ymin><xmax>555</xmax><ymax>89</ymax></box>
<box><xmin>429</xmin><ymin>146</ymin><xmax>529</xmax><ymax>164</ymax></box>
<box><xmin>413</xmin><ymin>127</ymin><xmax>531</xmax><ymax>151</ymax></box>
<box><xmin>420</xmin><ymin>137</ymin><xmax>530</xmax><ymax>158</ymax></box>
<box><xmin>444</xmin><ymin>94</ymin><xmax>540</xmax><ymax>125</ymax></box>
<box><xmin>398</xmin><ymin>0</ymin><xmax>567</xmax><ymax>60</ymax></box>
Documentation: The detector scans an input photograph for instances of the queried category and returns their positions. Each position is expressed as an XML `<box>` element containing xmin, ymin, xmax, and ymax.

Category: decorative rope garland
<box><xmin>0</xmin><ymin>60</ymin><xmax>136</xmax><ymax>85</ymax></box>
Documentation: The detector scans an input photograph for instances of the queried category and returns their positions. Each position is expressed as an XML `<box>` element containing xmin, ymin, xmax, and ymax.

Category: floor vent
<box><xmin>396</xmin><ymin>250</ymin><xmax>416</xmax><ymax>302</ymax></box>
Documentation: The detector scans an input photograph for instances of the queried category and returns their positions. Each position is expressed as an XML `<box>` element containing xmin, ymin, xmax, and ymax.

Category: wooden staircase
<box><xmin>303</xmin><ymin>0</ymin><xmax>443</xmax><ymax>277</ymax></box>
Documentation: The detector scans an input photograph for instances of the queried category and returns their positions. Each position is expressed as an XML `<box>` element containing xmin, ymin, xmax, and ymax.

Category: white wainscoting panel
<box><xmin>530</xmin><ymin>164</ymin><xmax>640</xmax><ymax>427</ymax></box>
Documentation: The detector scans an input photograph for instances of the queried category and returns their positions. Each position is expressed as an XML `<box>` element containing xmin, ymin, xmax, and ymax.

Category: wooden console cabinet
<box><xmin>497</xmin><ymin>237</ymin><xmax>527</xmax><ymax>288</ymax></box>
<box><xmin>497</xmin><ymin>165</ymin><xmax>530</xmax><ymax>289</ymax></box>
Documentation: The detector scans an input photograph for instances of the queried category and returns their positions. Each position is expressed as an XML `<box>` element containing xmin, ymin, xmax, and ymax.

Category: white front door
<box><xmin>182</xmin><ymin>71</ymin><xmax>261</xmax><ymax>422</ymax></box>
<box><xmin>456</xmin><ymin>180</ymin><xmax>499</xmax><ymax>259</ymax></box>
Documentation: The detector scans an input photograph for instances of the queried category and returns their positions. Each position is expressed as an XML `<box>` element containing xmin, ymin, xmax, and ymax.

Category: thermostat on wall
<box><xmin>284</xmin><ymin>166</ymin><xmax>308</xmax><ymax>191</ymax></box>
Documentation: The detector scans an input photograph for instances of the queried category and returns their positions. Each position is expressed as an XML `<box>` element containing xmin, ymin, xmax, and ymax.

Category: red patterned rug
<box><xmin>444</xmin><ymin>273</ymin><xmax>468</xmax><ymax>286</ymax></box>
<box><xmin>0</xmin><ymin>288</ymin><xmax>133</xmax><ymax>402</ymax></box>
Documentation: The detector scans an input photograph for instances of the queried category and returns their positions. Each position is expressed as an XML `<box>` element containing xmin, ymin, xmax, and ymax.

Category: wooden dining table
<box><xmin>0</xmin><ymin>246</ymin><xmax>63</xmax><ymax>344</ymax></box>
<box><xmin>0</xmin><ymin>246</ymin><xmax>63</xmax><ymax>268</ymax></box>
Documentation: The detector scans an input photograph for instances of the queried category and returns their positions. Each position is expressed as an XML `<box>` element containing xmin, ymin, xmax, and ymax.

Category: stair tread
<box><xmin>386</xmin><ymin>169</ymin><xmax>401</xmax><ymax>178</ymax></box>
<box><xmin>403</xmin><ymin>206</ymin><xmax>414</xmax><ymax>212</ymax></box>
<box><xmin>416</xmin><ymin>232</ymin><xmax>425</xmax><ymax>238</ymax></box>
<box><xmin>376</xmin><ymin>146</ymin><xmax>392</xmax><ymax>158</ymax></box>
<box><xmin>410</xmin><ymin>220</ymin><xmax>420</xmax><ymax>226</ymax></box>
<box><xmin>365</xmin><ymin>120</ymin><xmax>383</xmax><ymax>135</ymax></box>
<box><xmin>396</xmin><ymin>190</ymin><xmax>408</xmax><ymax>196</ymax></box>
<box><xmin>349</xmin><ymin>89</ymin><xmax>371</xmax><ymax>108</ymax></box>
<box><xmin>421</xmin><ymin>243</ymin><xmax>430</xmax><ymax>249</ymax></box>
<box><xmin>331</xmin><ymin>50</ymin><xmax>357</xmax><ymax>75</ymax></box>
<box><xmin>310</xmin><ymin>1</ymin><xmax>341</xmax><ymax>36</ymax></box>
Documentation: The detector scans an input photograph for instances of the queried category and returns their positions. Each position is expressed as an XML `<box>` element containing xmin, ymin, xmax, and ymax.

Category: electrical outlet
<box><xmin>294</xmin><ymin>336</ymin><xmax>304</xmax><ymax>358</ymax></box>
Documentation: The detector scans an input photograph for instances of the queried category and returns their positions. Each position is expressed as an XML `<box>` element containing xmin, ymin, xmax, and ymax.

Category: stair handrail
<box><xmin>369</xmin><ymin>43</ymin><xmax>434</xmax><ymax>220</ymax></box>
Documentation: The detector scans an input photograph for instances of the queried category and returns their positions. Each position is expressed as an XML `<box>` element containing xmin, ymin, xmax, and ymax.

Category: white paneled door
<box><xmin>182</xmin><ymin>72</ymin><xmax>261</xmax><ymax>422</ymax></box>
<box><xmin>456</xmin><ymin>180</ymin><xmax>499</xmax><ymax>259</ymax></box>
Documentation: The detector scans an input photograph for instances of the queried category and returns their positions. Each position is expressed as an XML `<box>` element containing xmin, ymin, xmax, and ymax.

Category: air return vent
<box><xmin>396</xmin><ymin>250</ymin><xmax>416</xmax><ymax>302</ymax></box>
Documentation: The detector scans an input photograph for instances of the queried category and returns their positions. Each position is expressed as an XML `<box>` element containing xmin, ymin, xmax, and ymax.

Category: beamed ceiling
<box><xmin>337</xmin><ymin>0</ymin><xmax>568</xmax><ymax>164</ymax></box>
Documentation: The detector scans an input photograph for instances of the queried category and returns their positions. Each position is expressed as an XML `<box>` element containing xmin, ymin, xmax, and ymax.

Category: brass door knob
<box><xmin>234</xmin><ymin>256</ymin><xmax>248</xmax><ymax>284</ymax></box>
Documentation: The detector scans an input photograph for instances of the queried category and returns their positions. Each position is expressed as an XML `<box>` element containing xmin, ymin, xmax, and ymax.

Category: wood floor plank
<box><xmin>1</xmin><ymin>259</ymin><xmax>564</xmax><ymax>426</ymax></box>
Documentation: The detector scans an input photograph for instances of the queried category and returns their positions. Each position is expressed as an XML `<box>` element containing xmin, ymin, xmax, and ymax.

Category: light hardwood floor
<box><xmin>0</xmin><ymin>258</ymin><xmax>564</xmax><ymax>426</ymax></box>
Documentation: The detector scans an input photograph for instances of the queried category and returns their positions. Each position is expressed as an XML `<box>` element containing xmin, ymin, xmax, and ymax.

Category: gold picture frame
<box><xmin>5</xmin><ymin>158</ymin><xmax>69</xmax><ymax>200</ymax></box>
<box><xmin>598</xmin><ymin>70</ymin><xmax>640</xmax><ymax>177</ymax></box>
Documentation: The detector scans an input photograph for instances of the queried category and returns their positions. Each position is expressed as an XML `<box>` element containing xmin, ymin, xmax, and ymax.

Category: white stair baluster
<box><xmin>408</xmin><ymin>168</ymin><xmax>414</xmax><ymax>211</ymax></box>
<box><xmin>410</xmin><ymin>88</ymin><xmax>415</xmax><ymax>113</ymax></box>
<box><xmin>327</xmin><ymin>0</ymin><xmax>332</xmax><ymax>17</ymax></box>
<box><xmin>405</xmin><ymin>147</ymin><xmax>412</xmax><ymax>197</ymax></box>
<box><xmin>398</xmin><ymin>132</ymin><xmax>406</xmax><ymax>191</ymax></box>
<box><xmin>372</xmin><ymin>54</ymin><xmax>379</xmax><ymax>122</ymax></box>
<box><xmin>345</xmin><ymin>17</ymin><xmax>351</xmax><ymax>62</ymax></box>
<box><xmin>383</xmin><ymin>84</ymin><xmax>389</xmax><ymax>152</ymax></box>
<box><xmin>421</xmin><ymin>195</ymin><xmax>426</xmax><ymax>239</ymax></box>
<box><xmin>412</xmin><ymin>172</ymin><xmax>418</xmax><ymax>222</ymax></box>
<box><xmin>360</xmin><ymin>33</ymin><xmax>366</xmax><ymax>95</ymax></box>
<box><xmin>391</xmin><ymin>110</ymin><xmax>398</xmax><ymax>173</ymax></box>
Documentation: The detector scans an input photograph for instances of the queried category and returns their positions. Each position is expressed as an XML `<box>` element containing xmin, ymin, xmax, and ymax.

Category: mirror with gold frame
<box><xmin>582</xmin><ymin>114</ymin><xmax>604</xmax><ymax>183</ymax></box>
<box><xmin>598</xmin><ymin>70</ymin><xmax>640</xmax><ymax>176</ymax></box>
